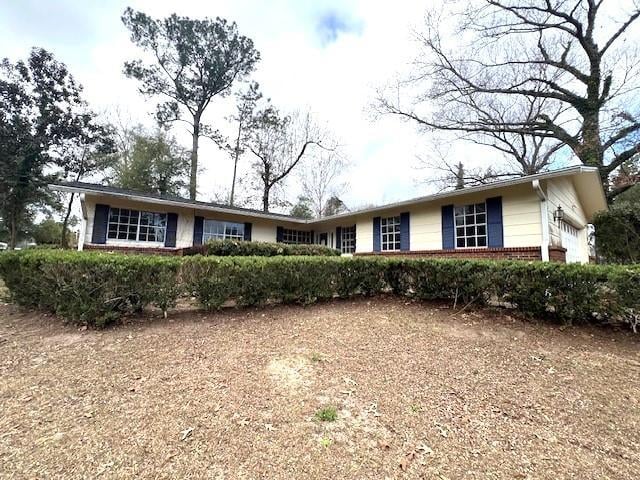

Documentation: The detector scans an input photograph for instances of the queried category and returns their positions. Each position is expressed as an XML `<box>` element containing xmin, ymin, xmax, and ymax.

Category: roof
<box><xmin>50</xmin><ymin>166</ymin><xmax>607</xmax><ymax>225</ymax></box>
<box><xmin>318</xmin><ymin>165</ymin><xmax>607</xmax><ymax>222</ymax></box>
<box><xmin>52</xmin><ymin>181</ymin><xmax>306</xmax><ymax>223</ymax></box>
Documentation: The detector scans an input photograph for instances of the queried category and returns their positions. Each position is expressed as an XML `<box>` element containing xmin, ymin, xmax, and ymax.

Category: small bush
<box><xmin>315</xmin><ymin>406</ymin><xmax>338</xmax><ymax>422</ymax></box>
<box><xmin>183</xmin><ymin>239</ymin><xmax>341</xmax><ymax>257</ymax></box>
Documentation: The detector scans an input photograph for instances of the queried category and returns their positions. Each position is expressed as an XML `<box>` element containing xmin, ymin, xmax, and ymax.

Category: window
<box><xmin>341</xmin><ymin>225</ymin><xmax>356</xmax><ymax>254</ymax></box>
<box><xmin>381</xmin><ymin>216</ymin><xmax>401</xmax><ymax>251</ymax></box>
<box><xmin>202</xmin><ymin>220</ymin><xmax>245</xmax><ymax>242</ymax></box>
<box><xmin>108</xmin><ymin>208</ymin><xmax>167</xmax><ymax>243</ymax></box>
<box><xmin>282</xmin><ymin>228</ymin><xmax>312</xmax><ymax>244</ymax></box>
<box><xmin>454</xmin><ymin>202</ymin><xmax>487</xmax><ymax>248</ymax></box>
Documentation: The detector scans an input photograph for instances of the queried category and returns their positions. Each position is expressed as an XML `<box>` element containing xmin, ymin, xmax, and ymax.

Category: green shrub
<box><xmin>1</xmin><ymin>250</ymin><xmax>639</xmax><ymax>331</ymax></box>
<box><xmin>0</xmin><ymin>250</ymin><xmax>182</xmax><ymax>327</ymax></box>
<box><xmin>593</xmin><ymin>204</ymin><xmax>640</xmax><ymax>264</ymax></box>
<box><xmin>183</xmin><ymin>239</ymin><xmax>341</xmax><ymax>257</ymax></box>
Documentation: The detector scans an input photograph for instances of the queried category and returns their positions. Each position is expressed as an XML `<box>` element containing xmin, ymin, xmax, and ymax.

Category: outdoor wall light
<box><xmin>553</xmin><ymin>205</ymin><xmax>564</xmax><ymax>224</ymax></box>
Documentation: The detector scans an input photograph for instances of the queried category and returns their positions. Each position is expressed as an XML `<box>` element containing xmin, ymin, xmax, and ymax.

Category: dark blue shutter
<box><xmin>92</xmin><ymin>204</ymin><xmax>110</xmax><ymax>244</ymax></box>
<box><xmin>352</xmin><ymin>225</ymin><xmax>356</xmax><ymax>252</ymax></box>
<box><xmin>193</xmin><ymin>216</ymin><xmax>204</xmax><ymax>246</ymax></box>
<box><xmin>486</xmin><ymin>196</ymin><xmax>504</xmax><ymax>248</ymax></box>
<box><xmin>400</xmin><ymin>212</ymin><xmax>410</xmax><ymax>251</ymax></box>
<box><xmin>441</xmin><ymin>205</ymin><xmax>455</xmax><ymax>249</ymax></box>
<box><xmin>164</xmin><ymin>213</ymin><xmax>178</xmax><ymax>247</ymax></box>
<box><xmin>243</xmin><ymin>222</ymin><xmax>252</xmax><ymax>241</ymax></box>
<box><xmin>335</xmin><ymin>227</ymin><xmax>342</xmax><ymax>251</ymax></box>
<box><xmin>276</xmin><ymin>226</ymin><xmax>284</xmax><ymax>243</ymax></box>
<box><xmin>373</xmin><ymin>217</ymin><xmax>381</xmax><ymax>252</ymax></box>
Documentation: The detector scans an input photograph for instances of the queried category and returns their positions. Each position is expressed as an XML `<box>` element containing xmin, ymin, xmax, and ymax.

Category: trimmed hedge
<box><xmin>0</xmin><ymin>250</ymin><xmax>638</xmax><ymax>330</ymax></box>
<box><xmin>0</xmin><ymin>251</ymin><xmax>182</xmax><ymax>327</ymax></box>
<box><xmin>183</xmin><ymin>239</ymin><xmax>341</xmax><ymax>257</ymax></box>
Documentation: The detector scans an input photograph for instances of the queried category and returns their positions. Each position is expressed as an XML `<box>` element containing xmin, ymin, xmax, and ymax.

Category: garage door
<box><xmin>560</xmin><ymin>222</ymin><xmax>581</xmax><ymax>263</ymax></box>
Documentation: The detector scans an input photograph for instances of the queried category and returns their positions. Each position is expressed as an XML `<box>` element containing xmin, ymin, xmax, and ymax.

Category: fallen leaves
<box><xmin>1</xmin><ymin>298</ymin><xmax>638</xmax><ymax>479</ymax></box>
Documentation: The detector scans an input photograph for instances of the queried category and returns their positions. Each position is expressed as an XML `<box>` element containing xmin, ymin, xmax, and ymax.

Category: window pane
<box><xmin>453</xmin><ymin>202</ymin><xmax>488</xmax><ymax>250</ymax></box>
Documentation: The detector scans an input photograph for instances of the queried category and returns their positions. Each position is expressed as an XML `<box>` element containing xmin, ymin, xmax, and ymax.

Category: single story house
<box><xmin>51</xmin><ymin>166</ymin><xmax>607</xmax><ymax>263</ymax></box>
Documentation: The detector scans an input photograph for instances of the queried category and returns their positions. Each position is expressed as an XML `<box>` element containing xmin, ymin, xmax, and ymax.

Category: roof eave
<box><xmin>50</xmin><ymin>184</ymin><xmax>309</xmax><ymax>224</ymax></box>
<box><xmin>313</xmin><ymin>165</ymin><xmax>601</xmax><ymax>222</ymax></box>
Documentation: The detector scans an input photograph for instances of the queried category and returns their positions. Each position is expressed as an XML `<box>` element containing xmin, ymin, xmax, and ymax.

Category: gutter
<box><xmin>78</xmin><ymin>193</ymin><xmax>87</xmax><ymax>251</ymax></box>
<box><xmin>532</xmin><ymin>180</ymin><xmax>550</xmax><ymax>261</ymax></box>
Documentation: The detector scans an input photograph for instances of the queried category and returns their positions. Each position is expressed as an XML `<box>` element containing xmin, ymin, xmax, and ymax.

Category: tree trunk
<box><xmin>61</xmin><ymin>192</ymin><xmax>75</xmax><ymax>248</ymax></box>
<box><xmin>9</xmin><ymin>214</ymin><xmax>17</xmax><ymax>250</ymax></box>
<box><xmin>189</xmin><ymin>117</ymin><xmax>201</xmax><ymax>200</ymax></box>
<box><xmin>229</xmin><ymin>121</ymin><xmax>243</xmax><ymax>206</ymax></box>
<box><xmin>262</xmin><ymin>184</ymin><xmax>270</xmax><ymax>212</ymax></box>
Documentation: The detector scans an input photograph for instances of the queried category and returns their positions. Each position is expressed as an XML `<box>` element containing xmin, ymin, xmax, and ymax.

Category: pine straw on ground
<box><xmin>0</xmin><ymin>297</ymin><xmax>639</xmax><ymax>480</ymax></box>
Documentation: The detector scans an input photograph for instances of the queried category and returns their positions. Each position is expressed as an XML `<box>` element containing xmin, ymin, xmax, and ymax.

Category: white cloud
<box><xmin>0</xmin><ymin>0</ymin><xmax>470</xmax><ymax>211</ymax></box>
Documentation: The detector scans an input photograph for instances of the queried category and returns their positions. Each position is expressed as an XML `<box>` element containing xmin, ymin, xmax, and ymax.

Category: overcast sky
<box><xmin>1</xmin><ymin>0</ymin><xmax>506</xmax><ymax>211</ymax></box>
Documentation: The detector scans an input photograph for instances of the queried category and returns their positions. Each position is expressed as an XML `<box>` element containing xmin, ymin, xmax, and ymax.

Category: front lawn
<box><xmin>0</xmin><ymin>298</ymin><xmax>638</xmax><ymax>479</ymax></box>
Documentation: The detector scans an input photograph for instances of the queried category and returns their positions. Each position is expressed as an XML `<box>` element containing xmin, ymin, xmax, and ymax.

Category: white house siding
<box><xmin>251</xmin><ymin>221</ymin><xmax>277</xmax><ymax>242</ymax></box>
<box><xmin>84</xmin><ymin>195</ymin><xmax>195</xmax><ymax>248</ymax></box>
<box><xmin>353</xmin><ymin>184</ymin><xmax>542</xmax><ymax>252</ymax></box>
<box><xmin>355</xmin><ymin>216</ymin><xmax>373</xmax><ymax>253</ymax></box>
<box><xmin>501</xmin><ymin>185</ymin><xmax>543</xmax><ymax>248</ymax></box>
<box><xmin>545</xmin><ymin>178</ymin><xmax>589</xmax><ymax>263</ymax></box>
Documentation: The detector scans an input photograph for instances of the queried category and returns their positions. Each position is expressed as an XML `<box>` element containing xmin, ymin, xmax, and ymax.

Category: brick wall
<box><xmin>355</xmin><ymin>247</ymin><xmax>543</xmax><ymax>261</ymax></box>
<box><xmin>84</xmin><ymin>244</ymin><xmax>183</xmax><ymax>256</ymax></box>
<box><xmin>548</xmin><ymin>246</ymin><xmax>567</xmax><ymax>263</ymax></box>
<box><xmin>84</xmin><ymin>243</ymin><xmax>566</xmax><ymax>263</ymax></box>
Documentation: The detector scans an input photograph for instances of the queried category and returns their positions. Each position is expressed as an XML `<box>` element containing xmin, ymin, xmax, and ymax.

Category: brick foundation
<box><xmin>84</xmin><ymin>244</ymin><xmax>184</xmax><ymax>256</ymax></box>
<box><xmin>548</xmin><ymin>246</ymin><xmax>567</xmax><ymax>263</ymax></box>
<box><xmin>355</xmin><ymin>247</ymin><xmax>543</xmax><ymax>261</ymax></box>
<box><xmin>84</xmin><ymin>243</ymin><xmax>566</xmax><ymax>263</ymax></box>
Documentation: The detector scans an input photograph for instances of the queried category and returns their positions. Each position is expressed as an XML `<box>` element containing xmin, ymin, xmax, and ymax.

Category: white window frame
<box><xmin>454</xmin><ymin>202</ymin><xmax>487</xmax><ymax>249</ymax></box>
<box><xmin>281</xmin><ymin>228</ymin><xmax>312</xmax><ymax>245</ymax></box>
<box><xmin>381</xmin><ymin>216</ymin><xmax>401</xmax><ymax>251</ymax></box>
<box><xmin>107</xmin><ymin>207</ymin><xmax>167</xmax><ymax>244</ymax></box>
<box><xmin>202</xmin><ymin>219</ymin><xmax>245</xmax><ymax>243</ymax></box>
<box><xmin>341</xmin><ymin>225</ymin><xmax>356</xmax><ymax>254</ymax></box>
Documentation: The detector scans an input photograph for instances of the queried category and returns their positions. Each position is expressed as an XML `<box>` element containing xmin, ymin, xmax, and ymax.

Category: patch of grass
<box><xmin>319</xmin><ymin>436</ymin><xmax>332</xmax><ymax>447</ymax></box>
<box><xmin>310</xmin><ymin>352</ymin><xmax>323</xmax><ymax>363</ymax></box>
<box><xmin>315</xmin><ymin>406</ymin><xmax>338</xmax><ymax>422</ymax></box>
<box><xmin>409</xmin><ymin>404</ymin><xmax>422</xmax><ymax>413</ymax></box>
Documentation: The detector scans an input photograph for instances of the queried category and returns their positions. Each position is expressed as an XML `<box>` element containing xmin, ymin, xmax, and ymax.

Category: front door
<box><xmin>319</xmin><ymin>233</ymin><xmax>328</xmax><ymax>246</ymax></box>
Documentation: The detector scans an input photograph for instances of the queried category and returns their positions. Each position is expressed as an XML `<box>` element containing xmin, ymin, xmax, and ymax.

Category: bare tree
<box><xmin>378</xmin><ymin>0</ymin><xmax>640</xmax><ymax>200</ymax></box>
<box><xmin>224</xmin><ymin>82</ymin><xmax>262</xmax><ymax>206</ymax></box>
<box><xmin>299</xmin><ymin>150</ymin><xmax>347</xmax><ymax>217</ymax></box>
<box><xmin>247</xmin><ymin>108</ymin><xmax>328</xmax><ymax>212</ymax></box>
<box><xmin>416</xmin><ymin>144</ymin><xmax>517</xmax><ymax>191</ymax></box>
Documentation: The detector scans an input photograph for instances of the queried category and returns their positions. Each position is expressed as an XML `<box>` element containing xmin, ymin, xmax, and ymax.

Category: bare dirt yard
<box><xmin>1</xmin><ymin>297</ymin><xmax>639</xmax><ymax>479</ymax></box>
